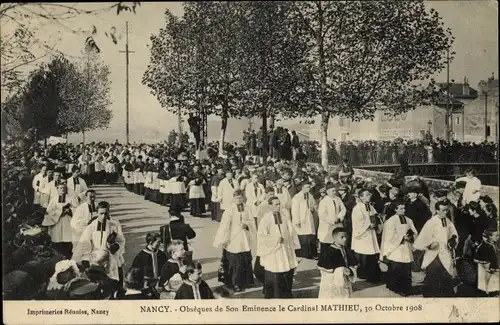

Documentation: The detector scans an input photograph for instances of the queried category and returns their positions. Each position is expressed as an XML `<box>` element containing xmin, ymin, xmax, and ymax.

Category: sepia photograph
<box><xmin>1</xmin><ymin>1</ymin><xmax>499</xmax><ymax>324</ymax></box>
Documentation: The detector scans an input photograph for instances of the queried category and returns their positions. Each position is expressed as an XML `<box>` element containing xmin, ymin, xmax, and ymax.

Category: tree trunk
<box><xmin>219</xmin><ymin>105</ymin><xmax>229</xmax><ymax>157</ymax></box>
<box><xmin>177</xmin><ymin>107</ymin><xmax>182</xmax><ymax>148</ymax></box>
<box><xmin>321</xmin><ymin>112</ymin><xmax>329</xmax><ymax>169</ymax></box>
<box><xmin>262</xmin><ymin>110</ymin><xmax>268</xmax><ymax>159</ymax></box>
<box><xmin>44</xmin><ymin>137</ymin><xmax>47</xmax><ymax>148</ymax></box>
<box><xmin>82</xmin><ymin>130</ymin><xmax>85</xmax><ymax>145</ymax></box>
<box><xmin>268</xmin><ymin>115</ymin><xmax>275</xmax><ymax>129</ymax></box>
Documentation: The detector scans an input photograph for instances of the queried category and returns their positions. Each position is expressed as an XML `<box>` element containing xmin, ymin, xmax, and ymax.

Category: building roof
<box><xmin>436</xmin><ymin>82</ymin><xmax>478</xmax><ymax>99</ymax></box>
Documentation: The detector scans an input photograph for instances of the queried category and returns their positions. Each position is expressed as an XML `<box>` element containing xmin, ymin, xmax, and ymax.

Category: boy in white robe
<box><xmin>66</xmin><ymin>166</ymin><xmax>88</xmax><ymax>204</ymax></box>
<box><xmin>380</xmin><ymin>201</ymin><xmax>418</xmax><ymax>296</ymax></box>
<box><xmin>318</xmin><ymin>182</ymin><xmax>346</xmax><ymax>255</ymax></box>
<box><xmin>414</xmin><ymin>201</ymin><xmax>459</xmax><ymax>297</ymax></box>
<box><xmin>41</xmin><ymin>181</ymin><xmax>79</xmax><ymax>259</ymax></box>
<box><xmin>245</xmin><ymin>173</ymin><xmax>266</xmax><ymax>217</ymax></box>
<box><xmin>32</xmin><ymin>164</ymin><xmax>47</xmax><ymax>208</ymax></box>
<box><xmin>70</xmin><ymin>190</ymin><xmax>97</xmax><ymax>251</ymax></box>
<box><xmin>317</xmin><ymin>227</ymin><xmax>357</xmax><ymax>298</ymax></box>
<box><xmin>253</xmin><ymin>188</ymin><xmax>279</xmax><ymax>285</ymax></box>
<box><xmin>42</xmin><ymin>168</ymin><xmax>65</xmax><ymax>207</ymax></box>
<box><xmin>213</xmin><ymin>190</ymin><xmax>256</xmax><ymax>292</ymax></box>
<box><xmin>258</xmin><ymin>197</ymin><xmax>300</xmax><ymax>299</ymax></box>
<box><xmin>455</xmin><ymin>169</ymin><xmax>482</xmax><ymax>205</ymax></box>
<box><xmin>216</xmin><ymin>169</ymin><xmax>238</xmax><ymax>214</ymax></box>
<box><xmin>291</xmin><ymin>180</ymin><xmax>318</xmax><ymax>260</ymax></box>
<box><xmin>72</xmin><ymin>201</ymin><xmax>126</xmax><ymax>291</ymax></box>
<box><xmin>39</xmin><ymin>168</ymin><xmax>54</xmax><ymax>208</ymax></box>
<box><xmin>274</xmin><ymin>178</ymin><xmax>292</xmax><ymax>211</ymax></box>
<box><xmin>351</xmin><ymin>188</ymin><xmax>381</xmax><ymax>283</ymax></box>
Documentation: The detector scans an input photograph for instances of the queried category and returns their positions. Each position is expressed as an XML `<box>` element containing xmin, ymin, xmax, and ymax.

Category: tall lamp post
<box><xmin>427</xmin><ymin>120</ymin><xmax>433</xmax><ymax>140</ymax></box>
<box><xmin>479</xmin><ymin>80</ymin><xmax>489</xmax><ymax>142</ymax></box>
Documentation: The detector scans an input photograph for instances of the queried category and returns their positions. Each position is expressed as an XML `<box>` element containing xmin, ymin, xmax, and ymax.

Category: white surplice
<box><xmin>291</xmin><ymin>191</ymin><xmax>317</xmax><ymax>236</ymax></box>
<box><xmin>255</xmin><ymin>201</ymin><xmax>274</xmax><ymax>230</ymax></box>
<box><xmin>455</xmin><ymin>176</ymin><xmax>482</xmax><ymax>204</ymax></box>
<box><xmin>212</xmin><ymin>204</ymin><xmax>257</xmax><ymax>254</ymax></box>
<box><xmin>380</xmin><ymin>214</ymin><xmax>418</xmax><ymax>263</ymax></box>
<box><xmin>32</xmin><ymin>172</ymin><xmax>45</xmax><ymax>205</ymax></box>
<box><xmin>274</xmin><ymin>185</ymin><xmax>292</xmax><ymax>210</ymax></box>
<box><xmin>317</xmin><ymin>195</ymin><xmax>346</xmax><ymax>244</ymax></box>
<box><xmin>413</xmin><ymin>215</ymin><xmax>458</xmax><ymax>276</ymax></box>
<box><xmin>70</xmin><ymin>201</ymin><xmax>97</xmax><ymax>247</ymax></box>
<box><xmin>41</xmin><ymin>194</ymin><xmax>79</xmax><ymax>243</ymax></box>
<box><xmin>351</xmin><ymin>202</ymin><xmax>380</xmax><ymax>255</ymax></box>
<box><xmin>257</xmin><ymin>210</ymin><xmax>300</xmax><ymax>273</ymax></box>
<box><xmin>66</xmin><ymin>176</ymin><xmax>88</xmax><ymax>202</ymax></box>
<box><xmin>42</xmin><ymin>180</ymin><xmax>63</xmax><ymax>206</ymax></box>
<box><xmin>72</xmin><ymin>217</ymin><xmax>126</xmax><ymax>281</ymax></box>
<box><xmin>217</xmin><ymin>178</ymin><xmax>237</xmax><ymax>211</ymax></box>
<box><xmin>245</xmin><ymin>182</ymin><xmax>266</xmax><ymax>215</ymax></box>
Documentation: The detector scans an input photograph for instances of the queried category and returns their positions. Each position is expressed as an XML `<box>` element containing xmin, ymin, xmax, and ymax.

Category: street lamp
<box><xmin>427</xmin><ymin>120</ymin><xmax>432</xmax><ymax>133</ymax></box>
<box><xmin>479</xmin><ymin>80</ymin><xmax>489</xmax><ymax>141</ymax></box>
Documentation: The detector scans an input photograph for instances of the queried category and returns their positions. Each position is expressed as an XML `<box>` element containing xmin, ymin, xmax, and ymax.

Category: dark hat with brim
<box><xmin>455</xmin><ymin>180</ymin><xmax>467</xmax><ymax>189</ymax></box>
<box><xmin>338</xmin><ymin>185</ymin><xmax>349</xmax><ymax>191</ymax></box>
<box><xmin>434</xmin><ymin>189</ymin><xmax>449</xmax><ymax>198</ymax></box>
<box><xmin>325</xmin><ymin>182</ymin><xmax>336</xmax><ymax>191</ymax></box>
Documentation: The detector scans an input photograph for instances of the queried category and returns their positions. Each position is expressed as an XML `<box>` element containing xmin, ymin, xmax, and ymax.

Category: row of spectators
<box><xmin>242</xmin><ymin>127</ymin><xmax>498</xmax><ymax>166</ymax></box>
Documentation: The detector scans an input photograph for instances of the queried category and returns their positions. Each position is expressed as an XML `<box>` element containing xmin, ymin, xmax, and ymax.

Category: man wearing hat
<box><xmin>337</xmin><ymin>184</ymin><xmax>356</xmax><ymax>246</ymax></box>
<box><xmin>405</xmin><ymin>184</ymin><xmax>431</xmax><ymax>233</ymax></box>
<box><xmin>42</xmin><ymin>180</ymin><xmax>79</xmax><ymax>259</ymax></box>
<box><xmin>317</xmin><ymin>182</ymin><xmax>347</xmax><ymax>254</ymax></box>
<box><xmin>291</xmin><ymin>179</ymin><xmax>318</xmax><ymax>260</ymax></box>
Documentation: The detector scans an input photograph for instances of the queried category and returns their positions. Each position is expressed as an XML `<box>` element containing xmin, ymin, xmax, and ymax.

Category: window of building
<box><xmin>339</xmin><ymin>118</ymin><xmax>345</xmax><ymax>127</ymax></box>
<box><xmin>455</xmin><ymin>117</ymin><xmax>460</xmax><ymax>125</ymax></box>
<box><xmin>341</xmin><ymin>133</ymin><xmax>348</xmax><ymax>141</ymax></box>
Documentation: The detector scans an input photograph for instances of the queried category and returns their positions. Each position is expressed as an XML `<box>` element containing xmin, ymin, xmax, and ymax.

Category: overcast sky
<box><xmin>3</xmin><ymin>1</ymin><xmax>498</xmax><ymax>141</ymax></box>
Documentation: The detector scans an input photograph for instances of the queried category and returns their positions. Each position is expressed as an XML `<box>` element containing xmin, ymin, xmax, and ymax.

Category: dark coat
<box><xmin>160</xmin><ymin>220</ymin><xmax>196</xmax><ymax>251</ymax></box>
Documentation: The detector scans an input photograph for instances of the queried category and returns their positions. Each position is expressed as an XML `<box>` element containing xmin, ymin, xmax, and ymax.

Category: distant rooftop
<box><xmin>436</xmin><ymin>80</ymin><xmax>478</xmax><ymax>100</ymax></box>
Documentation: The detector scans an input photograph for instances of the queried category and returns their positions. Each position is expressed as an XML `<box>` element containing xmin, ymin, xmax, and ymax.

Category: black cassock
<box><xmin>174</xmin><ymin>280</ymin><xmax>214</xmax><ymax>299</ymax></box>
<box><xmin>131</xmin><ymin>248</ymin><xmax>168</xmax><ymax>286</ymax></box>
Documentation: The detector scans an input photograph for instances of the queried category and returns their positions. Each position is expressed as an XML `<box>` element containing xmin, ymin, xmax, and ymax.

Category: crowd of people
<box><xmin>243</xmin><ymin>127</ymin><xmax>498</xmax><ymax>166</ymax></box>
<box><xmin>2</xmin><ymin>134</ymin><xmax>499</xmax><ymax>300</ymax></box>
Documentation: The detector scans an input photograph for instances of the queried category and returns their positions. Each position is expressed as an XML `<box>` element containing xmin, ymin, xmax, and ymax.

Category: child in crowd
<box><xmin>474</xmin><ymin>228</ymin><xmax>499</xmax><ymax>297</ymax></box>
<box><xmin>213</xmin><ymin>286</ymin><xmax>231</xmax><ymax>299</ymax></box>
<box><xmin>159</xmin><ymin>240</ymin><xmax>187</xmax><ymax>298</ymax></box>
<box><xmin>380</xmin><ymin>201</ymin><xmax>418</xmax><ymax>296</ymax></box>
<box><xmin>45</xmin><ymin>260</ymin><xmax>81</xmax><ymax>300</ymax></box>
<box><xmin>174</xmin><ymin>261</ymin><xmax>215</xmax><ymax>299</ymax></box>
<box><xmin>131</xmin><ymin>232</ymin><xmax>168</xmax><ymax>291</ymax></box>
<box><xmin>317</xmin><ymin>227</ymin><xmax>358</xmax><ymax>298</ymax></box>
<box><xmin>85</xmin><ymin>249</ymin><xmax>115</xmax><ymax>298</ymax></box>
<box><xmin>117</xmin><ymin>268</ymin><xmax>155</xmax><ymax>300</ymax></box>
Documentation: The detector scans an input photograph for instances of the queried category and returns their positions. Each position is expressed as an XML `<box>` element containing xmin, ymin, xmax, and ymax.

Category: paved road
<box><xmin>94</xmin><ymin>183</ymin><xmax>422</xmax><ymax>298</ymax></box>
